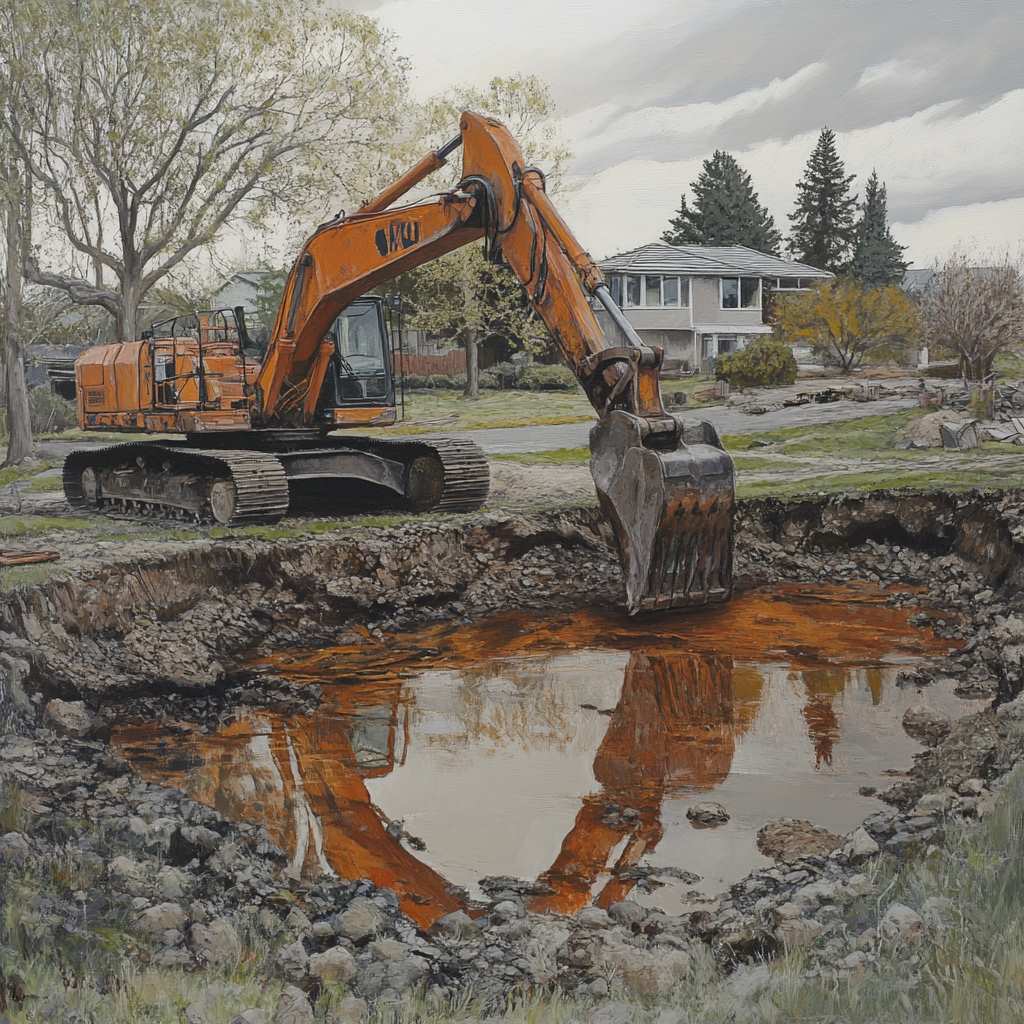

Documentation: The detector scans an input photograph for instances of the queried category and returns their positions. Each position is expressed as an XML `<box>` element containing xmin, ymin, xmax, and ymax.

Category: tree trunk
<box><xmin>2</xmin><ymin>153</ymin><xmax>32</xmax><ymax>466</ymax></box>
<box><xmin>117</xmin><ymin>277</ymin><xmax>142</xmax><ymax>341</ymax></box>
<box><xmin>464</xmin><ymin>326</ymin><xmax>479</xmax><ymax>400</ymax></box>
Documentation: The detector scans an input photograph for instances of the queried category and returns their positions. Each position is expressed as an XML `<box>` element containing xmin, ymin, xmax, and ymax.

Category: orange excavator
<box><xmin>65</xmin><ymin>112</ymin><xmax>734</xmax><ymax>612</ymax></box>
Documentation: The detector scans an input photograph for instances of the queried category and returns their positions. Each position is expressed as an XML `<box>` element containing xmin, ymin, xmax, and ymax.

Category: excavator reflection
<box><xmin>113</xmin><ymin>644</ymin><xmax>872</xmax><ymax>927</ymax></box>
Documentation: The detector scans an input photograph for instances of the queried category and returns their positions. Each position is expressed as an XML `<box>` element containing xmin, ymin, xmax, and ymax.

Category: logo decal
<box><xmin>374</xmin><ymin>220</ymin><xmax>421</xmax><ymax>257</ymax></box>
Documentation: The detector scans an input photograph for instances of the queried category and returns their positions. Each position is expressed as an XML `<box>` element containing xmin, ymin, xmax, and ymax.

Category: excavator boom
<box><xmin>256</xmin><ymin>112</ymin><xmax>734</xmax><ymax>613</ymax></box>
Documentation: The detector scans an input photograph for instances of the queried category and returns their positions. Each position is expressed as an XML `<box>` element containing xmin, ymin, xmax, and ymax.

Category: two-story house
<box><xmin>597</xmin><ymin>243</ymin><xmax>833</xmax><ymax>370</ymax></box>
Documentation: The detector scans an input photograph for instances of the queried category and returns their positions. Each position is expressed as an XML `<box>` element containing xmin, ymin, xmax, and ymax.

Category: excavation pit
<box><xmin>112</xmin><ymin>581</ymin><xmax>976</xmax><ymax>927</ymax></box>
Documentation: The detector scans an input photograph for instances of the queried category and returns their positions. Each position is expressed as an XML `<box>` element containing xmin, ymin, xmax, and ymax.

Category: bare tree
<box><xmin>920</xmin><ymin>251</ymin><xmax>1024</xmax><ymax>381</ymax></box>
<box><xmin>0</xmin><ymin>129</ymin><xmax>32</xmax><ymax>464</ymax></box>
<box><xmin>0</xmin><ymin>0</ymin><xmax>408</xmax><ymax>341</ymax></box>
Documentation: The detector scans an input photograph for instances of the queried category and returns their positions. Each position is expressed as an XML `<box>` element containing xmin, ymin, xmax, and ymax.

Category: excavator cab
<box><xmin>323</xmin><ymin>299</ymin><xmax>397</xmax><ymax>414</ymax></box>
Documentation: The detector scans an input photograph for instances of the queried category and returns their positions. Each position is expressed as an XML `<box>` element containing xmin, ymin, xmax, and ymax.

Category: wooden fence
<box><xmin>397</xmin><ymin>350</ymin><xmax>466</xmax><ymax>377</ymax></box>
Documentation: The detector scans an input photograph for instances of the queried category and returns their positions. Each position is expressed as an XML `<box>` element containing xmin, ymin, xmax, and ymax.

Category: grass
<box><xmin>0</xmin><ymin>514</ymin><xmax>95</xmax><ymax>539</ymax></box>
<box><xmin>0</xmin><ymin>459</ymin><xmax>61</xmax><ymax>489</ymax></box>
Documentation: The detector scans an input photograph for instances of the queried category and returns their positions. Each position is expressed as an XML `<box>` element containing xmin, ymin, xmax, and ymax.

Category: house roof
<box><xmin>599</xmin><ymin>242</ymin><xmax>833</xmax><ymax>279</ymax></box>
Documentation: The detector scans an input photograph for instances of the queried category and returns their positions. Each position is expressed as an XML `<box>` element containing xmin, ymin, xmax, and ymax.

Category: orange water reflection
<box><xmin>113</xmin><ymin>584</ymin><xmax>959</xmax><ymax>927</ymax></box>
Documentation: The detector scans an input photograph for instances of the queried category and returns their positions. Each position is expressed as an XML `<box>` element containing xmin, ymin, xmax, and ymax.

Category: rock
<box><xmin>588</xmin><ymin>1002</ymin><xmax>635</xmax><ymax>1024</ymax></box>
<box><xmin>308</xmin><ymin>945</ymin><xmax>357</xmax><ymax>984</ymax></box>
<box><xmin>607</xmin><ymin>900</ymin><xmax>647</xmax><ymax>927</ymax></box>
<box><xmin>957</xmin><ymin>778</ymin><xmax>986</xmax><ymax>796</ymax></box>
<box><xmin>774</xmin><ymin>916</ymin><xmax>823</xmax><ymax>949</ymax></box>
<box><xmin>108</xmin><ymin>855</ymin><xmax>148</xmax><ymax>895</ymax></box>
<box><xmin>42</xmin><ymin>698</ymin><xmax>97</xmax><ymax>738</ymax></box>
<box><xmin>600</xmin><ymin>946</ymin><xmax>691</xmax><ymax>1000</ymax></box>
<box><xmin>184</xmin><ymin>1005</ymin><xmax>207</xmax><ymax>1024</ymax></box>
<box><xmin>231</xmin><ymin>1012</ymin><xmax>270</xmax><ymax>1024</ymax></box>
<box><xmin>686</xmin><ymin>801</ymin><xmax>730</xmax><ymax>826</ymax></box>
<box><xmin>167</xmin><ymin>825</ymin><xmax>222</xmax><ymax>865</ymax></box>
<box><xmin>902</xmin><ymin>705</ymin><xmax>952</xmax><ymax>746</ymax></box>
<box><xmin>576</xmin><ymin>906</ymin><xmax>611</xmax><ymax>930</ymax></box>
<box><xmin>0</xmin><ymin>832</ymin><xmax>31</xmax><ymax>865</ymax></box>
<box><xmin>354</xmin><ymin>956</ymin><xmax>428</xmax><ymax>1000</ymax></box>
<box><xmin>842</xmin><ymin>951</ymin><xmax>870</xmax><ymax>973</ymax></box>
<box><xmin>190</xmin><ymin>918</ymin><xmax>242</xmax><ymax>967</ymax></box>
<box><xmin>275</xmin><ymin>940</ymin><xmax>309</xmax><ymax>983</ymax></box>
<box><xmin>327</xmin><ymin>996</ymin><xmax>368</xmax><ymax>1024</ymax></box>
<box><xmin>369</xmin><ymin>938</ymin><xmax>409</xmax><ymax>962</ymax></box>
<box><xmin>879</xmin><ymin>902</ymin><xmax>924</xmax><ymax>944</ymax></box>
<box><xmin>273</xmin><ymin>986</ymin><xmax>314</xmax><ymax>1024</ymax></box>
<box><xmin>914</xmin><ymin>789</ymin><xmax>958</xmax><ymax>815</ymax></box>
<box><xmin>490</xmin><ymin>899</ymin><xmax>525</xmax><ymax>923</ymax></box>
<box><xmin>432</xmin><ymin>909</ymin><xmax>479</xmax><ymax>939</ymax></box>
<box><xmin>156</xmin><ymin>865</ymin><xmax>190</xmax><ymax>899</ymax></box>
<box><xmin>134</xmin><ymin>901</ymin><xmax>187</xmax><ymax>937</ymax></box>
<box><xmin>842</xmin><ymin>827</ymin><xmax>881</xmax><ymax>864</ymax></box>
<box><xmin>335</xmin><ymin>897</ymin><xmax>384</xmax><ymax>943</ymax></box>
<box><xmin>756</xmin><ymin>819</ymin><xmax>843</xmax><ymax>862</ymax></box>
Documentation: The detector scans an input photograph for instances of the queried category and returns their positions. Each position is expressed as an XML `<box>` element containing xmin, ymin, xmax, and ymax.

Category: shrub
<box><xmin>716</xmin><ymin>339</ymin><xmax>798</xmax><ymax>389</ymax></box>
<box><xmin>30</xmin><ymin>388</ymin><xmax>78</xmax><ymax>433</ymax></box>
<box><xmin>479</xmin><ymin>369</ymin><xmax>501</xmax><ymax>389</ymax></box>
<box><xmin>402</xmin><ymin>373</ymin><xmax>464</xmax><ymax>390</ymax></box>
<box><xmin>517</xmin><ymin>364</ymin><xmax>577</xmax><ymax>391</ymax></box>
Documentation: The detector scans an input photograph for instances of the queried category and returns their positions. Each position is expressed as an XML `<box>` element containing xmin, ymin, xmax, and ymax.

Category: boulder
<box><xmin>902</xmin><ymin>705</ymin><xmax>953</xmax><ymax>746</ymax></box>
<box><xmin>841</xmin><ymin>827</ymin><xmax>880</xmax><ymax>864</ymax></box>
<box><xmin>0</xmin><ymin>831</ymin><xmax>31</xmax><ymax>865</ymax></box>
<box><xmin>42</xmin><ymin>698</ymin><xmax>98</xmax><ymax>738</ymax></box>
<box><xmin>134</xmin><ymin>902</ymin><xmax>187</xmax><ymax>937</ymax></box>
<box><xmin>431</xmin><ymin>909</ymin><xmax>479</xmax><ymax>939</ymax></box>
<box><xmin>167</xmin><ymin>825</ymin><xmax>222</xmax><ymax>865</ymax></box>
<box><xmin>756</xmin><ymin>819</ymin><xmax>843</xmax><ymax>862</ymax></box>
<box><xmin>190</xmin><ymin>918</ymin><xmax>242</xmax><ymax>967</ymax></box>
<box><xmin>587</xmin><ymin>1002</ymin><xmax>634</xmax><ymax>1024</ymax></box>
<box><xmin>879</xmin><ymin>902</ymin><xmax>924</xmax><ymax>944</ymax></box>
<box><xmin>327</xmin><ymin>996</ymin><xmax>368</xmax><ymax>1024</ymax></box>
<box><xmin>275</xmin><ymin>940</ymin><xmax>309</xmax><ymax>983</ymax></box>
<box><xmin>607</xmin><ymin>900</ymin><xmax>646</xmax><ymax>928</ymax></box>
<box><xmin>774</xmin><ymin>916</ymin><xmax>823</xmax><ymax>949</ymax></box>
<box><xmin>273</xmin><ymin>986</ymin><xmax>314</xmax><ymax>1024</ymax></box>
<box><xmin>686</xmin><ymin>801</ymin><xmax>730</xmax><ymax>827</ymax></box>
<box><xmin>576</xmin><ymin>906</ymin><xmax>611</xmax><ymax>930</ymax></box>
<box><xmin>335</xmin><ymin>897</ymin><xmax>384</xmax><ymax>943</ymax></box>
<box><xmin>308</xmin><ymin>945</ymin><xmax>357</xmax><ymax>985</ymax></box>
<box><xmin>600</xmin><ymin>945</ymin><xmax>691</xmax><ymax>999</ymax></box>
<box><xmin>231</xmin><ymin>1013</ymin><xmax>270</xmax><ymax>1024</ymax></box>
<box><xmin>108</xmin><ymin>855</ymin><xmax>148</xmax><ymax>895</ymax></box>
<box><xmin>156</xmin><ymin>865</ymin><xmax>190</xmax><ymax>899</ymax></box>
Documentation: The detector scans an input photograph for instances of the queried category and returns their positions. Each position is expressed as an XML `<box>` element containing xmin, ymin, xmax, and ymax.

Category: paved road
<box><xmin>455</xmin><ymin>396</ymin><xmax>917</xmax><ymax>454</ymax></box>
<box><xmin>36</xmin><ymin>396</ymin><xmax>916</xmax><ymax>461</ymax></box>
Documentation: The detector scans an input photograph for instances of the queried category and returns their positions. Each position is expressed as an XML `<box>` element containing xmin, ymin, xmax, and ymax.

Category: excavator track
<box><xmin>338</xmin><ymin>434</ymin><xmax>490</xmax><ymax>513</ymax></box>
<box><xmin>63</xmin><ymin>443</ymin><xmax>290</xmax><ymax>526</ymax></box>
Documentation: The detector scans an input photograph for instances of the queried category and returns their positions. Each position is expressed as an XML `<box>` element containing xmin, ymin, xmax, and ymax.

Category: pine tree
<box><xmin>788</xmin><ymin>127</ymin><xmax>858</xmax><ymax>273</ymax></box>
<box><xmin>660</xmin><ymin>151</ymin><xmax>781</xmax><ymax>254</ymax></box>
<box><xmin>849</xmin><ymin>170</ymin><xmax>907</xmax><ymax>286</ymax></box>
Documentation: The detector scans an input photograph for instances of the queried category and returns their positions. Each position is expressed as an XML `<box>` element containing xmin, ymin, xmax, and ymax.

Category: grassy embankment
<box><xmin>2</xmin><ymin>764</ymin><xmax>1024</xmax><ymax>1022</ymax></box>
<box><xmin>495</xmin><ymin>410</ymin><xmax>1024</xmax><ymax>498</ymax></box>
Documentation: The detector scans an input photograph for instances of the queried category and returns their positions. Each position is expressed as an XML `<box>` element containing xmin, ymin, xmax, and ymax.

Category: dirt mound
<box><xmin>899</xmin><ymin>411</ymin><xmax>965</xmax><ymax>448</ymax></box>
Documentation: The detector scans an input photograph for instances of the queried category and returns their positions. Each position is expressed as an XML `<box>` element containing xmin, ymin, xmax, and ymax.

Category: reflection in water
<box><xmin>113</xmin><ymin>585</ymin><xmax>963</xmax><ymax>926</ymax></box>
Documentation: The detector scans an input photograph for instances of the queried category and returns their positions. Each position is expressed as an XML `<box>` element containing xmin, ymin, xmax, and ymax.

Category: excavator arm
<box><xmin>256</xmin><ymin>112</ymin><xmax>734</xmax><ymax>613</ymax></box>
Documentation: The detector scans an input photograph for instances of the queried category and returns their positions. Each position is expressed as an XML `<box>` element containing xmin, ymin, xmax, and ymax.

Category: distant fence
<box><xmin>397</xmin><ymin>350</ymin><xmax>466</xmax><ymax>377</ymax></box>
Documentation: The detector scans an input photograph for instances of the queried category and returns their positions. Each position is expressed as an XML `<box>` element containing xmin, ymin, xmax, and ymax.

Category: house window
<box><xmin>625</xmin><ymin>275</ymin><xmax>642</xmax><ymax>307</ymax></box>
<box><xmin>663</xmin><ymin>276</ymin><xmax>681</xmax><ymax>306</ymax></box>
<box><xmin>721</xmin><ymin>277</ymin><xmax>761</xmax><ymax>309</ymax></box>
<box><xmin>609</xmin><ymin>275</ymin><xmax>623</xmax><ymax>306</ymax></box>
<box><xmin>644</xmin><ymin>276</ymin><xmax>662</xmax><ymax>306</ymax></box>
<box><xmin>717</xmin><ymin>334</ymin><xmax>739</xmax><ymax>354</ymax></box>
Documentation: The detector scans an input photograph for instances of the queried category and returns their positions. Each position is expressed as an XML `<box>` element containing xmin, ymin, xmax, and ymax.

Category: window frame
<box><xmin>720</xmin><ymin>276</ymin><xmax>763</xmax><ymax>310</ymax></box>
<box><xmin>614</xmin><ymin>273</ymin><xmax>691</xmax><ymax>308</ymax></box>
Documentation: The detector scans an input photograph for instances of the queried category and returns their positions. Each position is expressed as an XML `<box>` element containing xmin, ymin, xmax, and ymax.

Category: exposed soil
<box><xmin>4</xmin><ymin>489</ymin><xmax>1024</xmax><ymax>1015</ymax></box>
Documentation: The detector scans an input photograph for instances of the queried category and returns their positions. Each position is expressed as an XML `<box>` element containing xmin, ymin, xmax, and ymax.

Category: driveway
<box><xmin>454</xmin><ymin>395</ymin><xmax>917</xmax><ymax>454</ymax></box>
<box><xmin>36</xmin><ymin>395</ymin><xmax>917</xmax><ymax>461</ymax></box>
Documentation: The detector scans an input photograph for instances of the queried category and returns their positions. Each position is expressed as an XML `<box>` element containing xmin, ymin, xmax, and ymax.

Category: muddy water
<box><xmin>113</xmin><ymin>584</ymin><xmax>973</xmax><ymax>927</ymax></box>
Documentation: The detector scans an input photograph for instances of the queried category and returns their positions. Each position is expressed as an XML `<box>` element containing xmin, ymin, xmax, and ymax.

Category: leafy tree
<box><xmin>661</xmin><ymin>151</ymin><xmax>781</xmax><ymax>254</ymax></box>
<box><xmin>401</xmin><ymin>75</ymin><xmax>570</xmax><ymax>398</ymax></box>
<box><xmin>774</xmin><ymin>280</ymin><xmax>919</xmax><ymax>372</ymax></box>
<box><xmin>789</xmin><ymin>128</ymin><xmax>858</xmax><ymax>273</ymax></box>
<box><xmin>920</xmin><ymin>251</ymin><xmax>1024</xmax><ymax>381</ymax></box>
<box><xmin>850</xmin><ymin>171</ymin><xmax>907</xmax><ymax>286</ymax></box>
<box><xmin>0</xmin><ymin>0</ymin><xmax>408</xmax><ymax>343</ymax></box>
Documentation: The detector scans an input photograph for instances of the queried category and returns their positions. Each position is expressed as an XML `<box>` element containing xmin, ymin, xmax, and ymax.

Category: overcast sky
<box><xmin>352</xmin><ymin>0</ymin><xmax>1023</xmax><ymax>267</ymax></box>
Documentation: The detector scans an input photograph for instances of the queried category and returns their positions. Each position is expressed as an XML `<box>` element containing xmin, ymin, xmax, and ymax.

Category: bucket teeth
<box><xmin>590</xmin><ymin>412</ymin><xmax>735</xmax><ymax>614</ymax></box>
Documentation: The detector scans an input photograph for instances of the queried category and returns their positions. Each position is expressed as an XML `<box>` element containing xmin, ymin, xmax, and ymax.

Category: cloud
<box><xmin>559</xmin><ymin>90</ymin><xmax>1024</xmax><ymax>264</ymax></box>
<box><xmin>567</xmin><ymin>62</ymin><xmax>827</xmax><ymax>174</ymax></box>
<box><xmin>856</xmin><ymin>59</ymin><xmax>935</xmax><ymax>91</ymax></box>
<box><xmin>892</xmin><ymin>197</ymin><xmax>1024</xmax><ymax>267</ymax></box>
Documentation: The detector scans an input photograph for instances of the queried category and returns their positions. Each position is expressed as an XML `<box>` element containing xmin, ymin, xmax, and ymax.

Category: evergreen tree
<box><xmin>849</xmin><ymin>170</ymin><xmax>908</xmax><ymax>286</ymax></box>
<box><xmin>788</xmin><ymin>127</ymin><xmax>858</xmax><ymax>273</ymax></box>
<box><xmin>661</xmin><ymin>151</ymin><xmax>781</xmax><ymax>254</ymax></box>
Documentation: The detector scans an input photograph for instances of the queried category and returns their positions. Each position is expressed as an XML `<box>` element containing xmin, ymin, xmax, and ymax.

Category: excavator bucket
<box><xmin>590</xmin><ymin>411</ymin><xmax>734</xmax><ymax>614</ymax></box>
